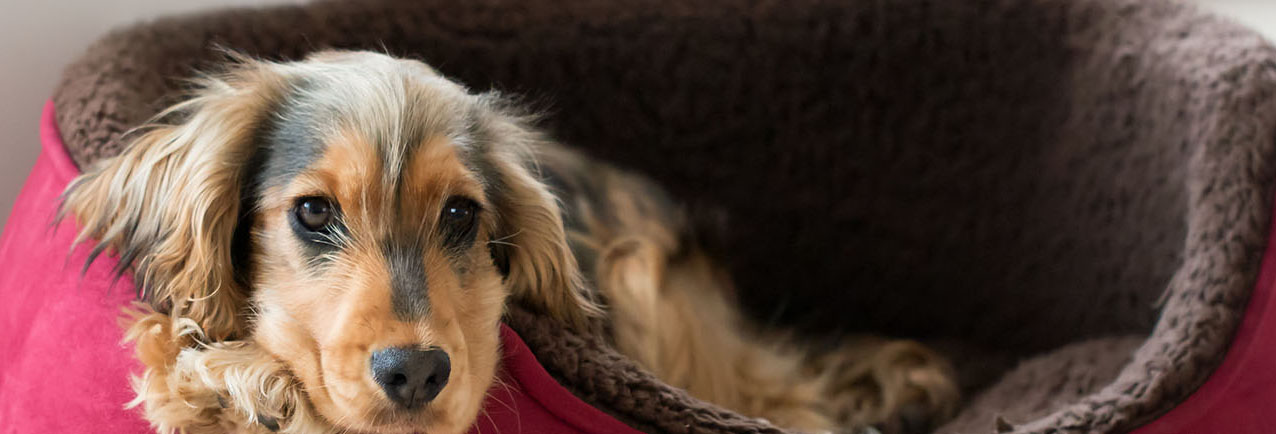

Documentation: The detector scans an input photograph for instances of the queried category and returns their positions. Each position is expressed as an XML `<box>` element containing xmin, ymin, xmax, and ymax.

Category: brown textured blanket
<box><xmin>51</xmin><ymin>0</ymin><xmax>1276</xmax><ymax>432</ymax></box>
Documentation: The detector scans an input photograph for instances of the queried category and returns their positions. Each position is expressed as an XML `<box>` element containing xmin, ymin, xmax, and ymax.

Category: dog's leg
<box><xmin>123</xmin><ymin>309</ymin><xmax>329</xmax><ymax>434</ymax></box>
<box><xmin>596</xmin><ymin>238</ymin><xmax>959</xmax><ymax>434</ymax></box>
<box><xmin>596</xmin><ymin>240</ymin><xmax>836</xmax><ymax>432</ymax></box>
<box><xmin>545</xmin><ymin>148</ymin><xmax>957</xmax><ymax>432</ymax></box>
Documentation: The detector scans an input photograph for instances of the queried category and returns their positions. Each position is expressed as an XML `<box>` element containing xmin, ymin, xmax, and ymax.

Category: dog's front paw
<box><xmin>124</xmin><ymin>310</ymin><xmax>326</xmax><ymax>434</ymax></box>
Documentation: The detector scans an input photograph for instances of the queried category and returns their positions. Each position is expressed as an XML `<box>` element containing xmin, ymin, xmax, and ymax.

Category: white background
<box><xmin>0</xmin><ymin>0</ymin><xmax>1269</xmax><ymax>229</ymax></box>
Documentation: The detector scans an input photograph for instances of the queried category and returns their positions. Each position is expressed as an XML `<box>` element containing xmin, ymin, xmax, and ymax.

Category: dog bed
<box><xmin>3</xmin><ymin>0</ymin><xmax>1276</xmax><ymax>432</ymax></box>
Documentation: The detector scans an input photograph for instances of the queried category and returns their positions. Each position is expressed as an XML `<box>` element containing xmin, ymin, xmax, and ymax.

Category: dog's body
<box><xmin>62</xmin><ymin>51</ymin><xmax>957</xmax><ymax>434</ymax></box>
<box><xmin>543</xmin><ymin>143</ymin><xmax>957</xmax><ymax>433</ymax></box>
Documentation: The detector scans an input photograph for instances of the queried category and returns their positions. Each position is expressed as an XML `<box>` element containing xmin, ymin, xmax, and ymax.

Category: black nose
<box><xmin>370</xmin><ymin>347</ymin><xmax>451</xmax><ymax>409</ymax></box>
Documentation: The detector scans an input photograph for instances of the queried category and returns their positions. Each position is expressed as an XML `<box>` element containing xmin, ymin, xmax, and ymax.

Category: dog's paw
<box><xmin>813</xmin><ymin>338</ymin><xmax>960</xmax><ymax>434</ymax></box>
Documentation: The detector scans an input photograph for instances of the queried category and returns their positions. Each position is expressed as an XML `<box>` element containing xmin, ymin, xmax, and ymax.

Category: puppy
<box><xmin>62</xmin><ymin>50</ymin><xmax>958</xmax><ymax>434</ymax></box>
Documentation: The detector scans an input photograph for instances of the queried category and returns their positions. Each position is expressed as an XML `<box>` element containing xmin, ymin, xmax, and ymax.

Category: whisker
<box><xmin>489</xmin><ymin>230</ymin><xmax>523</xmax><ymax>244</ymax></box>
<box><xmin>485</xmin><ymin>240</ymin><xmax>519</xmax><ymax>248</ymax></box>
<box><xmin>481</xmin><ymin>376</ymin><xmax>519</xmax><ymax>434</ymax></box>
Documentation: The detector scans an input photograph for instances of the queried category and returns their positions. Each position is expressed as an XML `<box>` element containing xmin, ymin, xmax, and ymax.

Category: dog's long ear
<box><xmin>476</xmin><ymin>101</ymin><xmax>602</xmax><ymax>330</ymax></box>
<box><xmin>60</xmin><ymin>57</ymin><xmax>290</xmax><ymax>341</ymax></box>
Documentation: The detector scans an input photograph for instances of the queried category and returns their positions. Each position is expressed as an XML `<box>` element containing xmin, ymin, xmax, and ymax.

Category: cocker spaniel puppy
<box><xmin>62</xmin><ymin>50</ymin><xmax>958</xmax><ymax>434</ymax></box>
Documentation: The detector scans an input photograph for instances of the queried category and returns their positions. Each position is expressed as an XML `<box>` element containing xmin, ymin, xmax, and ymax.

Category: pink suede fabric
<box><xmin>0</xmin><ymin>101</ymin><xmax>642</xmax><ymax>434</ymax></box>
<box><xmin>0</xmin><ymin>102</ymin><xmax>149</xmax><ymax>434</ymax></box>
<box><xmin>479</xmin><ymin>326</ymin><xmax>646</xmax><ymax>434</ymax></box>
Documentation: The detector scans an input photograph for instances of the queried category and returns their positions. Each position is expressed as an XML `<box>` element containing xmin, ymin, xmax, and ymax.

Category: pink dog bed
<box><xmin>0</xmin><ymin>102</ymin><xmax>641</xmax><ymax>434</ymax></box>
<box><xmin>7</xmin><ymin>0</ymin><xmax>1276</xmax><ymax>432</ymax></box>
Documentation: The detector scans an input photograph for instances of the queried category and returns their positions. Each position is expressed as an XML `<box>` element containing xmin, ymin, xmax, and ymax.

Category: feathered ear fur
<box><xmin>476</xmin><ymin>99</ymin><xmax>602</xmax><ymax>330</ymax></box>
<box><xmin>60</xmin><ymin>55</ymin><xmax>291</xmax><ymax>342</ymax></box>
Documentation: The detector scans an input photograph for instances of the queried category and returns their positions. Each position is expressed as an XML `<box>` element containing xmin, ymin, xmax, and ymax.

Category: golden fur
<box><xmin>541</xmin><ymin>146</ymin><xmax>959</xmax><ymax>432</ymax></box>
<box><xmin>63</xmin><ymin>50</ymin><xmax>958</xmax><ymax>434</ymax></box>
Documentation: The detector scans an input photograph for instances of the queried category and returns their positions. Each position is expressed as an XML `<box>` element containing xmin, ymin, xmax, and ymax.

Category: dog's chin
<box><xmin>325</xmin><ymin>406</ymin><xmax>450</xmax><ymax>434</ymax></box>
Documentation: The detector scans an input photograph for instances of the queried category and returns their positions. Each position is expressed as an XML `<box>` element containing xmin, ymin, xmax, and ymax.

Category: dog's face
<box><xmin>64</xmin><ymin>51</ymin><xmax>595</xmax><ymax>433</ymax></box>
<box><xmin>247</xmin><ymin>52</ymin><xmax>509</xmax><ymax>432</ymax></box>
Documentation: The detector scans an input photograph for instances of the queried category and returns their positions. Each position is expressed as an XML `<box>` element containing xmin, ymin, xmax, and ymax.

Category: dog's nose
<box><xmin>370</xmin><ymin>347</ymin><xmax>451</xmax><ymax>409</ymax></box>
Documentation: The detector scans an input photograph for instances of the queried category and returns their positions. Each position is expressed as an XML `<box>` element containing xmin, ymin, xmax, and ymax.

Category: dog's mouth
<box><xmin>314</xmin><ymin>399</ymin><xmax>443</xmax><ymax>434</ymax></box>
<box><xmin>356</xmin><ymin>406</ymin><xmax>443</xmax><ymax>434</ymax></box>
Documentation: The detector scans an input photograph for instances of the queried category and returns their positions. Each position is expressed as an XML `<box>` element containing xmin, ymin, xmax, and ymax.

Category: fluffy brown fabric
<box><xmin>940</xmin><ymin>336</ymin><xmax>1144</xmax><ymax>433</ymax></box>
<box><xmin>51</xmin><ymin>0</ymin><xmax>1276</xmax><ymax>432</ymax></box>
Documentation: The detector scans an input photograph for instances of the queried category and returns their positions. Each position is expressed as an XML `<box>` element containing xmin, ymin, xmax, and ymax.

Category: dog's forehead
<box><xmin>253</xmin><ymin>56</ymin><xmax>479</xmax><ymax>199</ymax></box>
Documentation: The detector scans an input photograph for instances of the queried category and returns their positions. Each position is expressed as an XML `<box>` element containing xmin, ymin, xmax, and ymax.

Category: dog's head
<box><xmin>63</xmin><ymin>50</ymin><xmax>598</xmax><ymax>433</ymax></box>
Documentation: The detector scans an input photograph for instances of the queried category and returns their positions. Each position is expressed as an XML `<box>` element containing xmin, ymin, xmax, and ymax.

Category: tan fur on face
<box><xmin>250</xmin><ymin>130</ymin><xmax>504</xmax><ymax>433</ymax></box>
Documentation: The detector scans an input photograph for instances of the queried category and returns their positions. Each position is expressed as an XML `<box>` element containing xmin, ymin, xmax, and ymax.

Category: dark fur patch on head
<box><xmin>246</xmin><ymin>87</ymin><xmax>356</xmax><ymax>266</ymax></box>
<box><xmin>250</xmin><ymin>83</ymin><xmax>327</xmax><ymax>200</ymax></box>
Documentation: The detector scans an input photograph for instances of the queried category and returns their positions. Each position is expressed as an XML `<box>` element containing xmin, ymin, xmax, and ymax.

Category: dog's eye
<box><xmin>440</xmin><ymin>197</ymin><xmax>478</xmax><ymax>229</ymax></box>
<box><xmin>294</xmin><ymin>197</ymin><xmax>334</xmax><ymax>231</ymax></box>
<box><xmin>439</xmin><ymin>197</ymin><xmax>479</xmax><ymax>247</ymax></box>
